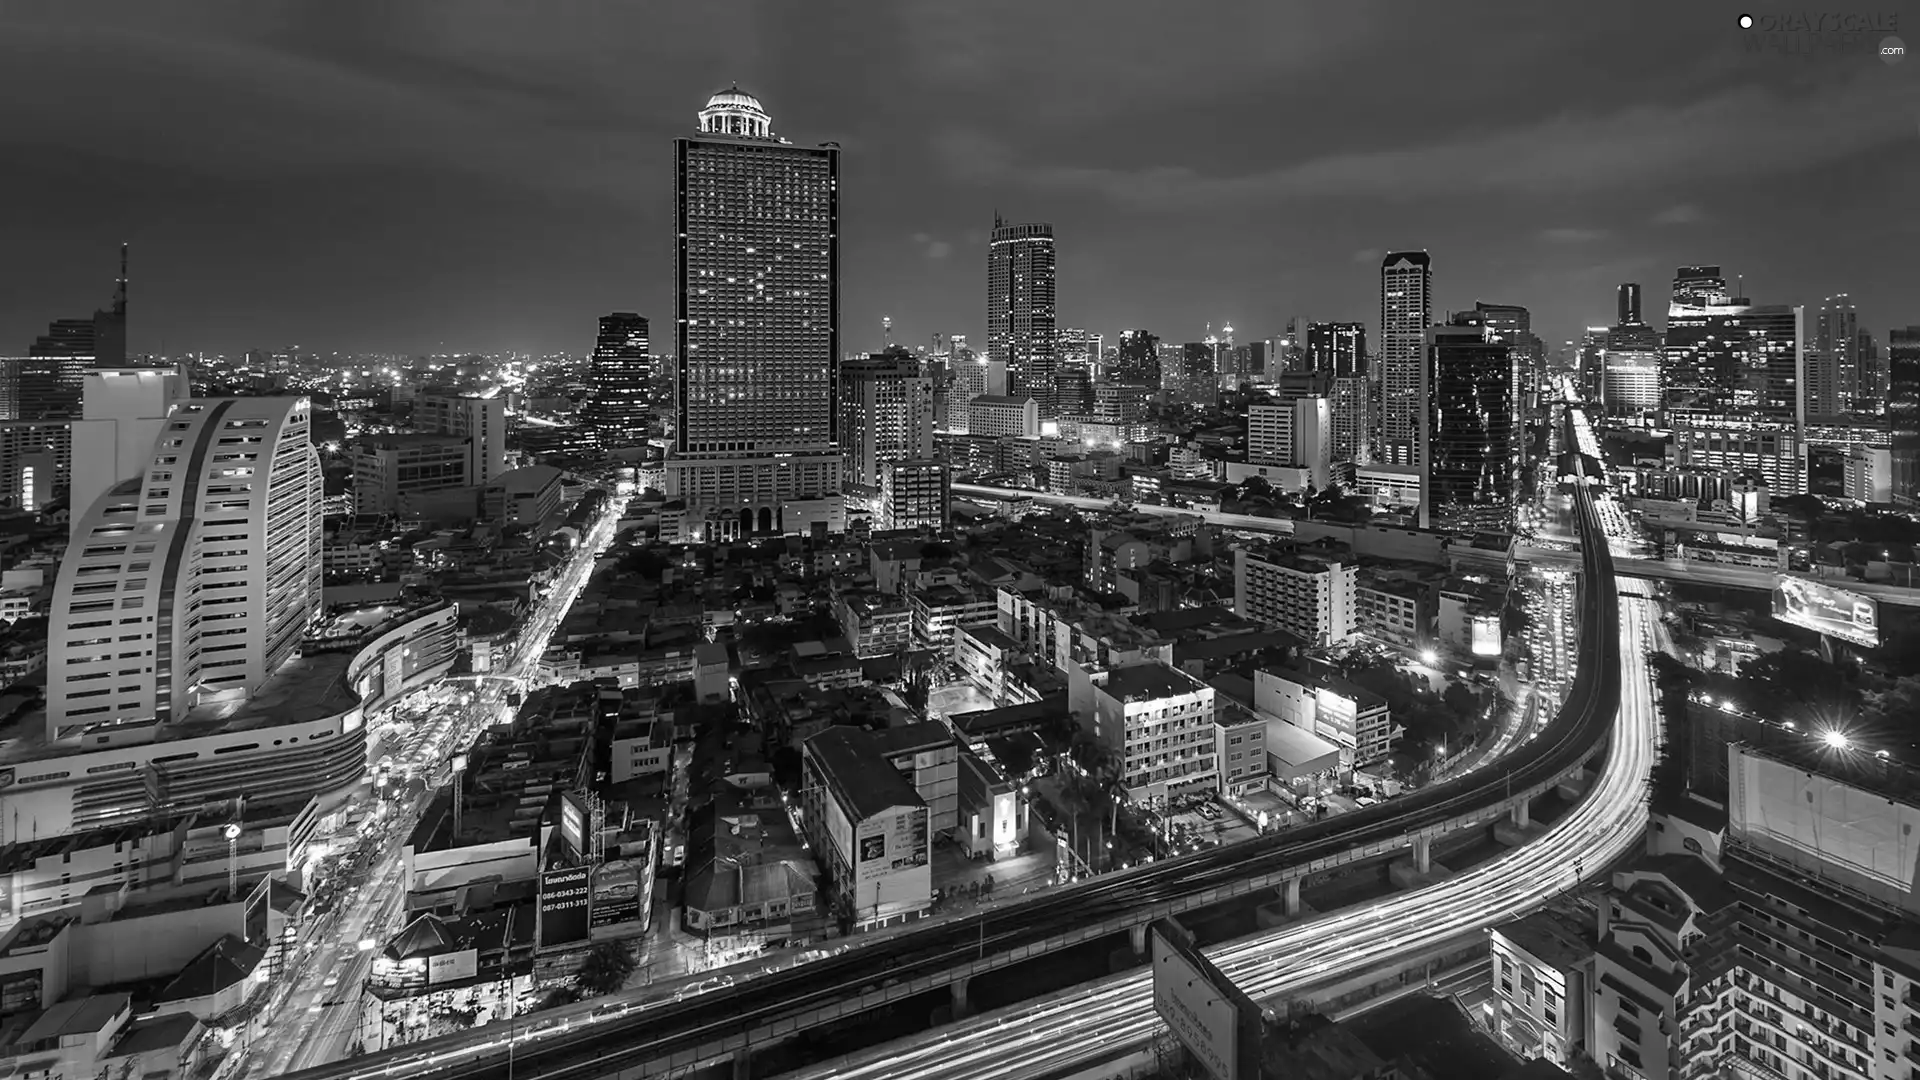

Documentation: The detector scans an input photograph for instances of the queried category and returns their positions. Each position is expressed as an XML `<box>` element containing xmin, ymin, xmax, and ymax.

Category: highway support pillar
<box><xmin>1411</xmin><ymin>835</ymin><xmax>1432</xmax><ymax>875</ymax></box>
<box><xmin>1511</xmin><ymin>799</ymin><xmax>1532</xmax><ymax>829</ymax></box>
<box><xmin>733</xmin><ymin>1049</ymin><xmax>752</xmax><ymax>1080</ymax></box>
<box><xmin>1130</xmin><ymin>924</ymin><xmax>1148</xmax><ymax>956</ymax></box>
<box><xmin>1283</xmin><ymin>876</ymin><xmax>1302</xmax><ymax>917</ymax></box>
<box><xmin>951</xmin><ymin>976</ymin><xmax>971</xmax><ymax>1020</ymax></box>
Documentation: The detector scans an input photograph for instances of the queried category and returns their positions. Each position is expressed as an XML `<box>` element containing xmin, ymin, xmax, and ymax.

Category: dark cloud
<box><xmin>0</xmin><ymin>0</ymin><xmax>1914</xmax><ymax>357</ymax></box>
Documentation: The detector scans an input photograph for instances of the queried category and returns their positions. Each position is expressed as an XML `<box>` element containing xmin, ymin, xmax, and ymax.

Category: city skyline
<box><xmin>2</xmin><ymin>2</ymin><xmax>1915</xmax><ymax>358</ymax></box>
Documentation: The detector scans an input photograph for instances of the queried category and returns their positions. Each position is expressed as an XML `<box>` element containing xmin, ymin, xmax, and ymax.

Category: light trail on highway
<box><xmin>785</xmin><ymin>579</ymin><xmax>1661</xmax><ymax>1080</ymax></box>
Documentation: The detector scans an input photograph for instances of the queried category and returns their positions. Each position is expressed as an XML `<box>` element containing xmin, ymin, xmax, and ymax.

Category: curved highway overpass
<box><xmin>287</xmin><ymin>418</ymin><xmax>1622</xmax><ymax>1080</ymax></box>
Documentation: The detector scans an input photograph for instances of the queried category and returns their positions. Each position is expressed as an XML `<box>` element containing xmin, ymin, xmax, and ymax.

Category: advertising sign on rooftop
<box><xmin>537</xmin><ymin>865</ymin><xmax>591</xmax><ymax>949</ymax></box>
<box><xmin>1772</xmin><ymin>576</ymin><xmax>1879</xmax><ymax>648</ymax></box>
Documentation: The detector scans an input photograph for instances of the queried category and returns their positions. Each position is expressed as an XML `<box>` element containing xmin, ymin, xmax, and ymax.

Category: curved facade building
<box><xmin>48</xmin><ymin>397</ymin><xmax>323</xmax><ymax>739</ymax></box>
<box><xmin>3</xmin><ymin>395</ymin><xmax>457</xmax><ymax>841</ymax></box>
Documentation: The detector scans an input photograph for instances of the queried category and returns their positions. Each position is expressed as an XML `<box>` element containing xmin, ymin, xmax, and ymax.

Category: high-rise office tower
<box><xmin>585</xmin><ymin>312</ymin><xmax>651</xmax><ymax>450</ymax></box>
<box><xmin>1616</xmin><ymin>283</ymin><xmax>1642</xmax><ymax>326</ymax></box>
<box><xmin>26</xmin><ymin>244</ymin><xmax>127</xmax><ymax>372</ymax></box>
<box><xmin>1475</xmin><ymin>301</ymin><xmax>1542</xmax><ymax>405</ymax></box>
<box><xmin>1379</xmin><ymin>251</ymin><xmax>1432</xmax><ymax>467</ymax></box>
<box><xmin>1671</xmin><ymin>265</ymin><xmax>1729</xmax><ymax>307</ymax></box>
<box><xmin>987</xmin><ymin>217</ymin><xmax>1058</xmax><ymax>417</ymax></box>
<box><xmin>1857</xmin><ymin>329</ymin><xmax>1884</xmax><ymax>410</ymax></box>
<box><xmin>1579</xmin><ymin>327</ymin><xmax>1608</xmax><ymax>402</ymax></box>
<box><xmin>48</xmin><ymin>397</ymin><xmax>323</xmax><ymax>740</ymax></box>
<box><xmin>1307</xmin><ymin>322</ymin><xmax>1366</xmax><ymax>378</ymax></box>
<box><xmin>1113</xmin><ymin>329</ymin><xmax>1161</xmax><ymax>386</ymax></box>
<box><xmin>1426</xmin><ymin>312</ymin><xmax>1518</xmax><ymax>532</ymax></box>
<box><xmin>1604</xmin><ymin>297</ymin><xmax>1663</xmax><ymax>417</ymax></box>
<box><xmin>1888</xmin><ymin>326</ymin><xmax>1920</xmax><ymax>506</ymax></box>
<box><xmin>839</xmin><ymin>349</ymin><xmax>933</xmax><ymax>490</ymax></box>
<box><xmin>668</xmin><ymin>88</ymin><xmax>842</xmax><ymax>538</ymax></box>
<box><xmin>1812</xmin><ymin>294</ymin><xmax>1859</xmax><ymax>416</ymax></box>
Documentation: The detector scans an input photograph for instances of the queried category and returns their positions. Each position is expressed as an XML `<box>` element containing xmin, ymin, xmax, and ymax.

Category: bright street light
<box><xmin>1821</xmin><ymin>730</ymin><xmax>1851</xmax><ymax>751</ymax></box>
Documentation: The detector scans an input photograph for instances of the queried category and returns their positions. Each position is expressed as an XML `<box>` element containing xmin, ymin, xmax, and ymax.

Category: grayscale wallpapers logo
<box><xmin>1736</xmin><ymin>12</ymin><xmax>1905</xmax><ymax>62</ymax></box>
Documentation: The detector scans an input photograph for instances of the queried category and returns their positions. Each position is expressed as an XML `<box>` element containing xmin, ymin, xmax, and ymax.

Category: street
<box><xmin>241</xmin><ymin>495</ymin><xmax>628</xmax><ymax>1078</ymax></box>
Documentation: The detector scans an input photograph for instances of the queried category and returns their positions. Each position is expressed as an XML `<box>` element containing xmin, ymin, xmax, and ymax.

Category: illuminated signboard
<box><xmin>1471</xmin><ymin>614</ymin><xmax>1502</xmax><ymax>657</ymax></box>
<box><xmin>1312</xmin><ymin>687</ymin><xmax>1356</xmax><ymax>744</ymax></box>
<box><xmin>537</xmin><ymin>866</ymin><xmax>592</xmax><ymax>948</ymax></box>
<box><xmin>590</xmin><ymin>860</ymin><xmax>643</xmax><ymax>928</ymax></box>
<box><xmin>560</xmin><ymin>795</ymin><xmax>586</xmax><ymax>859</ymax></box>
<box><xmin>427</xmin><ymin>949</ymin><xmax>478</xmax><ymax>985</ymax></box>
<box><xmin>1772</xmin><ymin>576</ymin><xmax>1879</xmax><ymax>648</ymax></box>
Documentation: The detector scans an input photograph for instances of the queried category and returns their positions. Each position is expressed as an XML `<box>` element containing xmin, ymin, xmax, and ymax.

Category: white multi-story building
<box><xmin>1844</xmin><ymin>445</ymin><xmax>1893</xmax><ymax>503</ymax></box>
<box><xmin>1356</xmin><ymin>578</ymin><xmax>1425</xmax><ymax>649</ymax></box>
<box><xmin>966</xmin><ymin>395</ymin><xmax>1040</xmax><ymax>439</ymax></box>
<box><xmin>1247</xmin><ymin>397</ymin><xmax>1331</xmax><ymax>490</ymax></box>
<box><xmin>1233</xmin><ymin>546</ymin><xmax>1357</xmax><ymax>647</ymax></box>
<box><xmin>414</xmin><ymin>389</ymin><xmax>506</xmax><ymax>486</ymax></box>
<box><xmin>1213</xmin><ymin>705</ymin><xmax>1268</xmax><ymax>798</ymax></box>
<box><xmin>49</xmin><ymin>397</ymin><xmax>323</xmax><ymax>738</ymax></box>
<box><xmin>1069</xmin><ymin>661</ymin><xmax>1216</xmax><ymax>801</ymax></box>
<box><xmin>799</xmin><ymin>727</ymin><xmax>932</xmax><ymax>931</ymax></box>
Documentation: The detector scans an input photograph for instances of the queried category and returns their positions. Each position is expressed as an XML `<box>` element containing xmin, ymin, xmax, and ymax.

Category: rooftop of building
<box><xmin>19</xmin><ymin>993</ymin><xmax>130</xmax><ymax>1042</ymax></box>
<box><xmin>803</xmin><ymin>726</ymin><xmax>925</xmax><ymax>822</ymax></box>
<box><xmin>1264</xmin><ymin>719</ymin><xmax>1341</xmax><ymax>768</ymax></box>
<box><xmin>1258</xmin><ymin>1014</ymin><xmax>1389</xmax><ymax>1080</ymax></box>
<box><xmin>684</xmin><ymin>800</ymin><xmax>815</xmax><ymax>913</ymax></box>
<box><xmin>969</xmin><ymin>394</ymin><xmax>1034</xmax><ymax>407</ymax></box>
<box><xmin>1735</xmin><ymin>739</ymin><xmax>1920</xmax><ymax>810</ymax></box>
<box><xmin>1101</xmin><ymin>662</ymin><xmax>1206</xmax><ymax>704</ymax></box>
<box><xmin>1263</xmin><ymin>663</ymin><xmax>1389</xmax><ymax>712</ymax></box>
<box><xmin>949</xmin><ymin>694</ymin><xmax>1065</xmax><ymax>738</ymax></box>
<box><xmin>1173</xmin><ymin>629</ymin><xmax>1301</xmax><ymax>663</ymax></box>
<box><xmin>1130</xmin><ymin>605</ymin><xmax>1260</xmax><ymax>637</ymax></box>
<box><xmin>485</xmin><ymin>463</ymin><xmax>565</xmax><ymax>494</ymax></box>
<box><xmin>356</xmin><ymin>431</ymin><xmax>471</xmax><ymax>449</ymax></box>
<box><xmin>1495</xmin><ymin>905</ymin><xmax>1592</xmax><ymax>972</ymax></box>
<box><xmin>156</xmin><ymin>934</ymin><xmax>265</xmax><ymax>1003</ymax></box>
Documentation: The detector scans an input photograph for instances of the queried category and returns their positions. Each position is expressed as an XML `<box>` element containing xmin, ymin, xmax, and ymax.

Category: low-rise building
<box><xmin>798</xmin><ymin>728</ymin><xmax>933</xmax><ymax>931</ymax></box>
<box><xmin>1489</xmin><ymin>906</ymin><xmax>1593</xmax><ymax>1071</ymax></box>
<box><xmin>1213</xmin><ymin>704</ymin><xmax>1269</xmax><ymax>798</ymax></box>
<box><xmin>1233</xmin><ymin>544</ymin><xmax>1358</xmax><ymax>647</ymax></box>
<box><xmin>911</xmin><ymin>585</ymin><xmax>997</xmax><ymax>653</ymax></box>
<box><xmin>837</xmin><ymin>592</ymin><xmax>912</xmax><ymax>659</ymax></box>
<box><xmin>1253</xmin><ymin>664</ymin><xmax>1397</xmax><ymax>767</ymax></box>
<box><xmin>954</xmin><ymin>750</ymin><xmax>1028</xmax><ymax>861</ymax></box>
<box><xmin>681</xmin><ymin>801</ymin><xmax>817</xmax><ymax>941</ymax></box>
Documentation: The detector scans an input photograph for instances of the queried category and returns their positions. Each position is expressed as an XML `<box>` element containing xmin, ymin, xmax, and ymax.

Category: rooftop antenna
<box><xmin>114</xmin><ymin>243</ymin><xmax>128</xmax><ymax>318</ymax></box>
<box><xmin>882</xmin><ymin>316</ymin><xmax>894</xmax><ymax>348</ymax></box>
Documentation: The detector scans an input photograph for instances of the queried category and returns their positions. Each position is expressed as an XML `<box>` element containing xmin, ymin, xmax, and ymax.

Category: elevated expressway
<box><xmin>289</xmin><ymin>427</ymin><xmax>1624</xmax><ymax>1080</ymax></box>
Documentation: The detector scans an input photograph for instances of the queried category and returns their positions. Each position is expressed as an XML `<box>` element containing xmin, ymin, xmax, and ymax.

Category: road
<box><xmin>952</xmin><ymin>483</ymin><xmax>1298</xmax><ymax>534</ymax></box>
<box><xmin>244</xmin><ymin>494</ymin><xmax>629</xmax><ymax>1077</ymax></box>
<box><xmin>783</xmin><ymin>580</ymin><xmax>1658</xmax><ymax>1080</ymax></box>
<box><xmin>279</xmin><ymin>413</ymin><xmax>1623</xmax><ymax>1080</ymax></box>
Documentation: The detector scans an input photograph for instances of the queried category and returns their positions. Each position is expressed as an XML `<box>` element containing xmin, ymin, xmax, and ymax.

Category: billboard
<box><xmin>1312</xmin><ymin>687</ymin><xmax>1356</xmax><ymax>745</ymax></box>
<box><xmin>559</xmin><ymin>794</ymin><xmax>587</xmax><ymax>860</ymax></box>
<box><xmin>1730</xmin><ymin>746</ymin><xmax>1920</xmax><ymax>895</ymax></box>
<box><xmin>427</xmin><ymin>949</ymin><xmax>478</xmax><ymax>985</ymax></box>
<box><xmin>1772</xmin><ymin>576</ymin><xmax>1879</xmax><ymax>648</ymax></box>
<box><xmin>590</xmin><ymin>860</ymin><xmax>643</xmax><ymax>928</ymax></box>
<box><xmin>1471</xmin><ymin>614</ymin><xmax>1502</xmax><ymax>657</ymax></box>
<box><xmin>243</xmin><ymin>876</ymin><xmax>272</xmax><ymax>947</ymax></box>
<box><xmin>537</xmin><ymin>866</ymin><xmax>592</xmax><ymax>948</ymax></box>
<box><xmin>1150</xmin><ymin>919</ymin><xmax>1261</xmax><ymax>1080</ymax></box>
<box><xmin>855</xmin><ymin>807</ymin><xmax>929</xmax><ymax>883</ymax></box>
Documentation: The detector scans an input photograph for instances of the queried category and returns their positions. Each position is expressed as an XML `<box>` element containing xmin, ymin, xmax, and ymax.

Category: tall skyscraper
<box><xmin>1379</xmin><ymin>251</ymin><xmax>1432</xmax><ymax>467</ymax></box>
<box><xmin>1812</xmin><ymin>294</ymin><xmax>1859</xmax><ymax>416</ymax></box>
<box><xmin>1307</xmin><ymin>322</ymin><xmax>1366</xmax><ymax>377</ymax></box>
<box><xmin>1616</xmin><ymin>282</ymin><xmax>1642</xmax><ymax>326</ymax></box>
<box><xmin>987</xmin><ymin>217</ymin><xmax>1058</xmax><ymax>417</ymax></box>
<box><xmin>839</xmin><ymin>349</ymin><xmax>933</xmax><ymax>490</ymax></box>
<box><xmin>1888</xmin><ymin>326</ymin><xmax>1920</xmax><ymax>505</ymax></box>
<box><xmin>1426</xmin><ymin>313</ymin><xmax>1518</xmax><ymax>532</ymax></box>
<box><xmin>1112</xmin><ymin>329</ymin><xmax>1161</xmax><ymax>386</ymax></box>
<box><xmin>1475</xmin><ymin>301</ymin><xmax>1543</xmax><ymax>404</ymax></box>
<box><xmin>48</xmin><ymin>397</ymin><xmax>323</xmax><ymax>739</ymax></box>
<box><xmin>1604</xmin><ymin>294</ymin><xmax>1663</xmax><ymax>418</ymax></box>
<box><xmin>1329</xmin><ymin>375</ymin><xmax>1371</xmax><ymax>467</ymax></box>
<box><xmin>585</xmin><ymin>312</ymin><xmax>651</xmax><ymax>450</ymax></box>
<box><xmin>668</xmin><ymin>88</ymin><xmax>842</xmax><ymax>538</ymax></box>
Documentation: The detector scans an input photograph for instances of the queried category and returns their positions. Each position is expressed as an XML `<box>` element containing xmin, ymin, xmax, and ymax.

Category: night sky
<box><xmin>2</xmin><ymin>1</ymin><xmax>1915</xmax><ymax>359</ymax></box>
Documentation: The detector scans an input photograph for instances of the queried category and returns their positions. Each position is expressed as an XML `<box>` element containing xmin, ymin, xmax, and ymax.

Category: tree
<box><xmin>576</xmin><ymin>941</ymin><xmax>637</xmax><ymax>997</ymax></box>
<box><xmin>536</xmin><ymin>986</ymin><xmax>584</xmax><ymax>1012</ymax></box>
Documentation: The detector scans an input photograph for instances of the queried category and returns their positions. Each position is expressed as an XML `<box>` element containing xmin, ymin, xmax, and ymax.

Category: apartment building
<box><xmin>1233</xmin><ymin>545</ymin><xmax>1358</xmax><ymax>647</ymax></box>
<box><xmin>1068</xmin><ymin>661</ymin><xmax>1217</xmax><ymax>802</ymax></box>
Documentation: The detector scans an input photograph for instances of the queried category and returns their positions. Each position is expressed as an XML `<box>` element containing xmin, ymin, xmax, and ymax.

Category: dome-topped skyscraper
<box><xmin>698</xmin><ymin>85</ymin><xmax>773</xmax><ymax>139</ymax></box>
